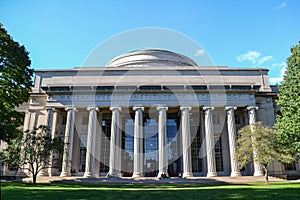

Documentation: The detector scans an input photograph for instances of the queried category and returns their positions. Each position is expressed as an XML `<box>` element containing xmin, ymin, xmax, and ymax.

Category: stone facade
<box><xmin>2</xmin><ymin>49</ymin><xmax>300</xmax><ymax>178</ymax></box>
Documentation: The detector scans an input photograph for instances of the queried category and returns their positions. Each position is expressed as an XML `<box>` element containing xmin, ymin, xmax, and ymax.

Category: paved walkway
<box><xmin>21</xmin><ymin>175</ymin><xmax>287</xmax><ymax>184</ymax></box>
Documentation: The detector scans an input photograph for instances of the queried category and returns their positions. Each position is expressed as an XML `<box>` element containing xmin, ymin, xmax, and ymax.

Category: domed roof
<box><xmin>106</xmin><ymin>49</ymin><xmax>197</xmax><ymax>67</ymax></box>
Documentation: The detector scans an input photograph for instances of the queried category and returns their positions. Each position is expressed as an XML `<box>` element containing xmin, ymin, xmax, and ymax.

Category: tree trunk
<box><xmin>32</xmin><ymin>174</ymin><xmax>37</xmax><ymax>185</ymax></box>
<box><xmin>263</xmin><ymin>166</ymin><xmax>269</xmax><ymax>185</ymax></box>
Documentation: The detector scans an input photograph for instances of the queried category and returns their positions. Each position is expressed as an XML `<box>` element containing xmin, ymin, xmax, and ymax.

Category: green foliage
<box><xmin>236</xmin><ymin>122</ymin><xmax>278</xmax><ymax>169</ymax></box>
<box><xmin>2</xmin><ymin>126</ymin><xmax>63</xmax><ymax>184</ymax></box>
<box><xmin>0</xmin><ymin>23</ymin><xmax>34</xmax><ymax>142</ymax></box>
<box><xmin>275</xmin><ymin>41</ymin><xmax>300</xmax><ymax>160</ymax></box>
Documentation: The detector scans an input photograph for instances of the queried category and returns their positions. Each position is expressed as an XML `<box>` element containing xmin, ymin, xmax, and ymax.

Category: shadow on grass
<box><xmin>1</xmin><ymin>182</ymin><xmax>300</xmax><ymax>200</ymax></box>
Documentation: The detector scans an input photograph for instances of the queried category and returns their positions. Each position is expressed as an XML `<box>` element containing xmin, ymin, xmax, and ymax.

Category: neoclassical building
<box><xmin>4</xmin><ymin>49</ymin><xmax>299</xmax><ymax>178</ymax></box>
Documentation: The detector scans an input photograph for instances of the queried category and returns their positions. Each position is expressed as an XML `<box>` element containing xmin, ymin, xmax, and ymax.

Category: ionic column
<box><xmin>203</xmin><ymin>106</ymin><xmax>217</xmax><ymax>177</ymax></box>
<box><xmin>132</xmin><ymin>106</ymin><xmax>144</xmax><ymax>179</ymax></box>
<box><xmin>247</xmin><ymin>106</ymin><xmax>264</xmax><ymax>176</ymax></box>
<box><xmin>84</xmin><ymin>106</ymin><xmax>99</xmax><ymax>177</ymax></box>
<box><xmin>180</xmin><ymin>106</ymin><xmax>193</xmax><ymax>178</ymax></box>
<box><xmin>20</xmin><ymin>110</ymin><xmax>32</xmax><ymax>176</ymax></box>
<box><xmin>40</xmin><ymin>106</ymin><xmax>55</xmax><ymax>176</ymax></box>
<box><xmin>45</xmin><ymin>106</ymin><xmax>55</xmax><ymax>136</ymax></box>
<box><xmin>48</xmin><ymin>109</ymin><xmax>58</xmax><ymax>176</ymax></box>
<box><xmin>225</xmin><ymin>106</ymin><xmax>241</xmax><ymax>177</ymax></box>
<box><xmin>23</xmin><ymin>111</ymin><xmax>31</xmax><ymax>132</ymax></box>
<box><xmin>157</xmin><ymin>106</ymin><xmax>168</xmax><ymax>178</ymax></box>
<box><xmin>93</xmin><ymin>113</ymin><xmax>102</xmax><ymax>177</ymax></box>
<box><xmin>108</xmin><ymin>107</ymin><xmax>122</xmax><ymax>177</ymax></box>
<box><xmin>28</xmin><ymin>109</ymin><xmax>36</xmax><ymax>131</ymax></box>
<box><xmin>60</xmin><ymin>106</ymin><xmax>77</xmax><ymax>177</ymax></box>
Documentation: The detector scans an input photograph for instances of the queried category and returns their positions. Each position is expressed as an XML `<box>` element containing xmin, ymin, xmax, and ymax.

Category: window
<box><xmin>215</xmin><ymin>137</ymin><xmax>223</xmax><ymax>172</ymax></box>
<box><xmin>191</xmin><ymin>120</ymin><xmax>202</xmax><ymax>173</ymax></box>
<box><xmin>82</xmin><ymin>115</ymin><xmax>89</xmax><ymax>125</ymax></box>
<box><xmin>285</xmin><ymin>163</ymin><xmax>297</xmax><ymax>171</ymax></box>
<box><xmin>99</xmin><ymin>115</ymin><xmax>111</xmax><ymax>173</ymax></box>
<box><xmin>62</xmin><ymin>116</ymin><xmax>67</xmax><ymax>125</ymax></box>
<box><xmin>79</xmin><ymin>147</ymin><xmax>86</xmax><ymax>172</ymax></box>
<box><xmin>213</xmin><ymin>114</ymin><xmax>220</xmax><ymax>124</ymax></box>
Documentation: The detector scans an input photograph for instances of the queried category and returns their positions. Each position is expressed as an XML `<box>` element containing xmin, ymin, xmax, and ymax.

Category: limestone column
<box><xmin>45</xmin><ymin>107</ymin><xmax>55</xmax><ymax>135</ymax></box>
<box><xmin>60</xmin><ymin>106</ymin><xmax>77</xmax><ymax>177</ymax></box>
<box><xmin>108</xmin><ymin>107</ymin><xmax>122</xmax><ymax>177</ymax></box>
<box><xmin>180</xmin><ymin>107</ymin><xmax>193</xmax><ymax>178</ymax></box>
<box><xmin>28</xmin><ymin>109</ymin><xmax>36</xmax><ymax>130</ymax></box>
<box><xmin>39</xmin><ymin>106</ymin><xmax>55</xmax><ymax>176</ymax></box>
<box><xmin>225</xmin><ymin>106</ymin><xmax>241</xmax><ymax>177</ymax></box>
<box><xmin>93</xmin><ymin>112</ymin><xmax>102</xmax><ymax>177</ymax></box>
<box><xmin>132</xmin><ymin>106</ymin><xmax>144</xmax><ymax>178</ymax></box>
<box><xmin>23</xmin><ymin>111</ymin><xmax>31</xmax><ymax>132</ymax></box>
<box><xmin>20</xmin><ymin>111</ymin><xmax>32</xmax><ymax>176</ymax></box>
<box><xmin>157</xmin><ymin>106</ymin><xmax>168</xmax><ymax>178</ymax></box>
<box><xmin>203</xmin><ymin>106</ymin><xmax>217</xmax><ymax>177</ymax></box>
<box><xmin>247</xmin><ymin>106</ymin><xmax>264</xmax><ymax>176</ymax></box>
<box><xmin>48</xmin><ymin>110</ymin><xmax>58</xmax><ymax>176</ymax></box>
<box><xmin>84</xmin><ymin>106</ymin><xmax>99</xmax><ymax>177</ymax></box>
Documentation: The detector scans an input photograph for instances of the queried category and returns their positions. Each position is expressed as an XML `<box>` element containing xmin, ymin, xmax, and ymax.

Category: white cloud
<box><xmin>269</xmin><ymin>63</ymin><xmax>287</xmax><ymax>84</ymax></box>
<box><xmin>236</xmin><ymin>51</ymin><xmax>261</xmax><ymax>64</ymax></box>
<box><xmin>271</xmin><ymin>61</ymin><xmax>286</xmax><ymax>69</ymax></box>
<box><xmin>276</xmin><ymin>2</ymin><xmax>287</xmax><ymax>10</ymax></box>
<box><xmin>195</xmin><ymin>49</ymin><xmax>204</xmax><ymax>56</ymax></box>
<box><xmin>257</xmin><ymin>56</ymin><xmax>273</xmax><ymax>65</ymax></box>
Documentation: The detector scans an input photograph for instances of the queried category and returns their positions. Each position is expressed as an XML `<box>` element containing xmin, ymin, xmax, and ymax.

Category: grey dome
<box><xmin>106</xmin><ymin>49</ymin><xmax>197</xmax><ymax>68</ymax></box>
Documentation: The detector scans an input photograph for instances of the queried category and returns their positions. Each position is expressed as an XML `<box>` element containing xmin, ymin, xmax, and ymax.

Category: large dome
<box><xmin>106</xmin><ymin>49</ymin><xmax>197</xmax><ymax>67</ymax></box>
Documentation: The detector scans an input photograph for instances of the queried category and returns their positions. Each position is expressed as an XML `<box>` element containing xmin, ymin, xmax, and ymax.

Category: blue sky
<box><xmin>0</xmin><ymin>0</ymin><xmax>299</xmax><ymax>84</ymax></box>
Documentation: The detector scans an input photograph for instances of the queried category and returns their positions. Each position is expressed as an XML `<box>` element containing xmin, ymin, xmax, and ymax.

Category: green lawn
<box><xmin>1</xmin><ymin>182</ymin><xmax>300</xmax><ymax>200</ymax></box>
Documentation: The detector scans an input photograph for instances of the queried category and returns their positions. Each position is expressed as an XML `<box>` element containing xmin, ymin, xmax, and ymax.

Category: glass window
<box><xmin>99</xmin><ymin>114</ymin><xmax>111</xmax><ymax>173</ymax></box>
<box><xmin>215</xmin><ymin>137</ymin><xmax>223</xmax><ymax>172</ymax></box>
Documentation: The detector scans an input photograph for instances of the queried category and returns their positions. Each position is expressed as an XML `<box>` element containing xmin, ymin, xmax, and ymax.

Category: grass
<box><xmin>1</xmin><ymin>182</ymin><xmax>300</xmax><ymax>200</ymax></box>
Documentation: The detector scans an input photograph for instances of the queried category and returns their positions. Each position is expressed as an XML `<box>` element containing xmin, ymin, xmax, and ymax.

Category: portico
<box><xmin>18</xmin><ymin>49</ymin><xmax>288</xmax><ymax>179</ymax></box>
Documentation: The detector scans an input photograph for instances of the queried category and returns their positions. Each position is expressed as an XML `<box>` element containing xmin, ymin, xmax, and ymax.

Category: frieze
<box><xmin>48</xmin><ymin>93</ymin><xmax>255</xmax><ymax>102</ymax></box>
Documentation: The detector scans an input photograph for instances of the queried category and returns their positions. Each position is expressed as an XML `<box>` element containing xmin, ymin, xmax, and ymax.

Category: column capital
<box><xmin>247</xmin><ymin>106</ymin><xmax>258</xmax><ymax>111</ymax></box>
<box><xmin>45</xmin><ymin>106</ymin><xmax>55</xmax><ymax>111</ymax></box>
<box><xmin>133</xmin><ymin>106</ymin><xmax>144</xmax><ymax>111</ymax></box>
<box><xmin>110</xmin><ymin>106</ymin><xmax>122</xmax><ymax>112</ymax></box>
<box><xmin>180</xmin><ymin>106</ymin><xmax>191</xmax><ymax>111</ymax></box>
<box><xmin>28</xmin><ymin>108</ymin><xmax>36</xmax><ymax>113</ymax></box>
<box><xmin>225</xmin><ymin>106</ymin><xmax>237</xmax><ymax>111</ymax></box>
<box><xmin>65</xmin><ymin>105</ymin><xmax>77</xmax><ymax>111</ymax></box>
<box><xmin>156</xmin><ymin>106</ymin><xmax>168</xmax><ymax>111</ymax></box>
<box><xmin>87</xmin><ymin>105</ymin><xmax>99</xmax><ymax>111</ymax></box>
<box><xmin>203</xmin><ymin>106</ymin><xmax>215</xmax><ymax>111</ymax></box>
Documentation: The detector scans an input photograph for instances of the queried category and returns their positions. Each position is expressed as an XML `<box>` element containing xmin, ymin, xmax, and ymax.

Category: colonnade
<box><xmin>39</xmin><ymin>105</ymin><xmax>264</xmax><ymax>178</ymax></box>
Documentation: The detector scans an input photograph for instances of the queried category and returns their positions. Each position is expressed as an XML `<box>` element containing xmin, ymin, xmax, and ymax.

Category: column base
<box><xmin>38</xmin><ymin>169</ymin><xmax>48</xmax><ymax>176</ymax></box>
<box><xmin>132</xmin><ymin>173</ymin><xmax>143</xmax><ymax>179</ymax></box>
<box><xmin>60</xmin><ymin>172</ymin><xmax>70</xmax><ymax>177</ymax></box>
<box><xmin>83</xmin><ymin>172</ymin><xmax>94</xmax><ymax>178</ymax></box>
<box><xmin>107</xmin><ymin>172</ymin><xmax>121</xmax><ymax>178</ymax></box>
<box><xmin>253</xmin><ymin>171</ymin><xmax>264</xmax><ymax>176</ymax></box>
<box><xmin>206</xmin><ymin>172</ymin><xmax>218</xmax><ymax>177</ymax></box>
<box><xmin>230</xmin><ymin>171</ymin><xmax>242</xmax><ymax>177</ymax></box>
<box><xmin>157</xmin><ymin>172</ymin><xmax>169</xmax><ymax>179</ymax></box>
<box><xmin>16</xmin><ymin>170</ymin><xmax>28</xmax><ymax>177</ymax></box>
<box><xmin>182</xmin><ymin>172</ymin><xmax>193</xmax><ymax>178</ymax></box>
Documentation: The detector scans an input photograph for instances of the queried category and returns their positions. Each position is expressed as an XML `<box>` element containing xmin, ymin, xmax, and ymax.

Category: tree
<box><xmin>2</xmin><ymin>126</ymin><xmax>63</xmax><ymax>184</ymax></box>
<box><xmin>275</xmin><ymin>41</ymin><xmax>300</xmax><ymax>161</ymax></box>
<box><xmin>235</xmin><ymin>122</ymin><xmax>278</xmax><ymax>185</ymax></box>
<box><xmin>0</xmin><ymin>23</ymin><xmax>34</xmax><ymax>142</ymax></box>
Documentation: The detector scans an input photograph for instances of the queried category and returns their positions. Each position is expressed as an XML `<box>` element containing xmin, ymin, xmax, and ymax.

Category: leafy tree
<box><xmin>2</xmin><ymin>126</ymin><xmax>63</xmax><ymax>184</ymax></box>
<box><xmin>0</xmin><ymin>23</ymin><xmax>34</xmax><ymax>142</ymax></box>
<box><xmin>235</xmin><ymin>122</ymin><xmax>278</xmax><ymax>185</ymax></box>
<box><xmin>275</xmin><ymin>41</ymin><xmax>300</xmax><ymax>161</ymax></box>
